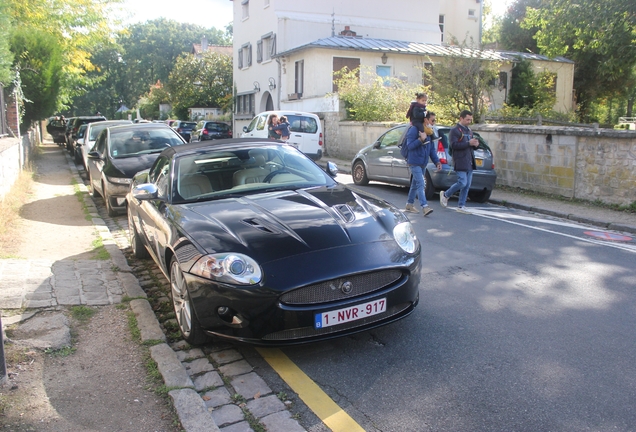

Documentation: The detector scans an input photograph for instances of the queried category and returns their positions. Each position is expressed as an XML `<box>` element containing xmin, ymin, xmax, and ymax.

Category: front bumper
<box><xmin>103</xmin><ymin>180</ymin><xmax>131</xmax><ymax>211</ymax></box>
<box><xmin>185</xmin><ymin>241</ymin><xmax>421</xmax><ymax>345</ymax></box>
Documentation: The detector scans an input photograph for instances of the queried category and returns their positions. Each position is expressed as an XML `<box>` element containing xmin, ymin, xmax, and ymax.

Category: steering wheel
<box><xmin>263</xmin><ymin>169</ymin><xmax>290</xmax><ymax>183</ymax></box>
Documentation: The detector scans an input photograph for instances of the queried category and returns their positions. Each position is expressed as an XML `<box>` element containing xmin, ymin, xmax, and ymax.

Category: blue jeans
<box><xmin>444</xmin><ymin>170</ymin><xmax>473</xmax><ymax>207</ymax></box>
<box><xmin>407</xmin><ymin>165</ymin><xmax>427</xmax><ymax>206</ymax></box>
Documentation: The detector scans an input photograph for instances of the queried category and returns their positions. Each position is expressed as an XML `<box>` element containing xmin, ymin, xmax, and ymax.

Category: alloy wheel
<box><xmin>170</xmin><ymin>259</ymin><xmax>192</xmax><ymax>338</ymax></box>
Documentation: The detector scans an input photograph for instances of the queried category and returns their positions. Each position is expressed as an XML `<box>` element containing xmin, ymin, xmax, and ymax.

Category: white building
<box><xmin>230</xmin><ymin>0</ymin><xmax>574</xmax><ymax>135</ymax></box>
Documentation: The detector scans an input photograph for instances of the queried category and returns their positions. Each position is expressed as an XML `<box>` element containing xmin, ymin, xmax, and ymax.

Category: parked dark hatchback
<box><xmin>86</xmin><ymin>123</ymin><xmax>186</xmax><ymax>216</ymax></box>
<box><xmin>127</xmin><ymin>139</ymin><xmax>421</xmax><ymax>345</ymax></box>
<box><xmin>190</xmin><ymin>121</ymin><xmax>232</xmax><ymax>142</ymax></box>
<box><xmin>46</xmin><ymin>117</ymin><xmax>67</xmax><ymax>144</ymax></box>
<box><xmin>67</xmin><ymin>116</ymin><xmax>107</xmax><ymax>154</ymax></box>
<box><xmin>351</xmin><ymin>124</ymin><xmax>497</xmax><ymax>203</ymax></box>
<box><xmin>171</xmin><ymin>121</ymin><xmax>197</xmax><ymax>142</ymax></box>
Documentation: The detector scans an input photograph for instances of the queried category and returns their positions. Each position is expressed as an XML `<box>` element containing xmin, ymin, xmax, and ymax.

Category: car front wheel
<box><xmin>128</xmin><ymin>209</ymin><xmax>149</xmax><ymax>259</ymax></box>
<box><xmin>170</xmin><ymin>256</ymin><xmax>210</xmax><ymax>345</ymax></box>
<box><xmin>103</xmin><ymin>183</ymin><xmax>117</xmax><ymax>216</ymax></box>
<box><xmin>352</xmin><ymin>160</ymin><xmax>369</xmax><ymax>185</ymax></box>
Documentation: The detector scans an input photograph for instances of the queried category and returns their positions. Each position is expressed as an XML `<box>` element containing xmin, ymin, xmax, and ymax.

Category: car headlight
<box><xmin>191</xmin><ymin>253</ymin><xmax>262</xmax><ymax>285</ymax></box>
<box><xmin>393</xmin><ymin>222</ymin><xmax>418</xmax><ymax>254</ymax></box>
<box><xmin>106</xmin><ymin>176</ymin><xmax>132</xmax><ymax>185</ymax></box>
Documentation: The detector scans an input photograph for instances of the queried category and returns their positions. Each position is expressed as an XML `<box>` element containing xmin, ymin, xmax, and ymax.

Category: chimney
<box><xmin>339</xmin><ymin>26</ymin><xmax>357</xmax><ymax>37</ymax></box>
<box><xmin>201</xmin><ymin>35</ymin><xmax>208</xmax><ymax>52</ymax></box>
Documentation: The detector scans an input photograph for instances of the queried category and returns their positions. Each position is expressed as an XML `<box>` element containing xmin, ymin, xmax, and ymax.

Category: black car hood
<box><xmin>176</xmin><ymin>185</ymin><xmax>405</xmax><ymax>264</ymax></box>
<box><xmin>106</xmin><ymin>154</ymin><xmax>162</xmax><ymax>178</ymax></box>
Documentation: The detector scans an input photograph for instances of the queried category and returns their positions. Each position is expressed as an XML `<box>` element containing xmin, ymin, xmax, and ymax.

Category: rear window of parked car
<box><xmin>206</xmin><ymin>123</ymin><xmax>229</xmax><ymax>131</ymax></box>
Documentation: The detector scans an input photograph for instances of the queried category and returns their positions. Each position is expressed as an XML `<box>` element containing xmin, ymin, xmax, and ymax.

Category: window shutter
<box><xmin>248</xmin><ymin>44</ymin><xmax>252</xmax><ymax>67</ymax></box>
<box><xmin>257</xmin><ymin>40</ymin><xmax>263</xmax><ymax>63</ymax></box>
<box><xmin>270</xmin><ymin>34</ymin><xmax>276</xmax><ymax>57</ymax></box>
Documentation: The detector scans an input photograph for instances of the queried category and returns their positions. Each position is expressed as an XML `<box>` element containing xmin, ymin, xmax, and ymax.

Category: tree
<box><xmin>523</xmin><ymin>0</ymin><xmax>636</xmax><ymax>120</ymax></box>
<box><xmin>0</xmin><ymin>0</ymin><xmax>14</xmax><ymax>85</ymax></box>
<box><xmin>498</xmin><ymin>0</ymin><xmax>541</xmax><ymax>53</ymax></box>
<box><xmin>9</xmin><ymin>28</ymin><xmax>63</xmax><ymax>131</ymax></box>
<box><xmin>508</xmin><ymin>57</ymin><xmax>536</xmax><ymax>108</ymax></box>
<box><xmin>5</xmin><ymin>0</ymin><xmax>124</xmax><ymax>110</ymax></box>
<box><xmin>331</xmin><ymin>66</ymin><xmax>427</xmax><ymax>122</ymax></box>
<box><xmin>138</xmin><ymin>81</ymin><xmax>171</xmax><ymax>120</ymax></box>
<box><xmin>167</xmin><ymin>52</ymin><xmax>232</xmax><ymax>119</ymax></box>
<box><xmin>423</xmin><ymin>43</ymin><xmax>501</xmax><ymax>123</ymax></box>
<box><xmin>118</xmin><ymin>19</ymin><xmax>230</xmax><ymax>107</ymax></box>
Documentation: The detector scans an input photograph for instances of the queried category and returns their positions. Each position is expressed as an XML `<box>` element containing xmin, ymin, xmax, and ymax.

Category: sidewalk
<box><xmin>320</xmin><ymin>156</ymin><xmax>636</xmax><ymax>234</ymax></box>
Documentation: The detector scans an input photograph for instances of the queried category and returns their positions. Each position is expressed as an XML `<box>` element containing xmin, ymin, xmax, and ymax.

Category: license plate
<box><xmin>475</xmin><ymin>159</ymin><xmax>483</xmax><ymax>167</ymax></box>
<box><xmin>314</xmin><ymin>298</ymin><xmax>386</xmax><ymax>329</ymax></box>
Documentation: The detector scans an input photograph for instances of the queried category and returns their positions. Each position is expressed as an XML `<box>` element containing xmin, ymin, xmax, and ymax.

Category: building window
<box><xmin>376</xmin><ymin>65</ymin><xmax>391</xmax><ymax>86</ymax></box>
<box><xmin>332</xmin><ymin>57</ymin><xmax>360</xmax><ymax>92</ymax></box>
<box><xmin>242</xmin><ymin>0</ymin><xmax>249</xmax><ymax>20</ymax></box>
<box><xmin>264</xmin><ymin>0</ymin><xmax>269</xmax><ymax>6</ymax></box>
<box><xmin>235</xmin><ymin>93</ymin><xmax>255</xmax><ymax>116</ymax></box>
<box><xmin>468</xmin><ymin>9</ymin><xmax>477</xmax><ymax>20</ymax></box>
<box><xmin>257</xmin><ymin>33</ymin><xmax>276</xmax><ymax>63</ymax></box>
<box><xmin>239</xmin><ymin>43</ymin><xmax>252</xmax><ymax>69</ymax></box>
<box><xmin>439</xmin><ymin>15</ymin><xmax>445</xmax><ymax>43</ymax></box>
<box><xmin>294</xmin><ymin>60</ymin><xmax>304</xmax><ymax>97</ymax></box>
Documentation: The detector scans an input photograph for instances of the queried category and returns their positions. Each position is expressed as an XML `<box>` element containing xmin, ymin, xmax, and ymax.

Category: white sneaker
<box><xmin>422</xmin><ymin>206</ymin><xmax>433</xmax><ymax>216</ymax></box>
<box><xmin>440</xmin><ymin>192</ymin><xmax>448</xmax><ymax>208</ymax></box>
<box><xmin>456</xmin><ymin>206</ymin><xmax>471</xmax><ymax>214</ymax></box>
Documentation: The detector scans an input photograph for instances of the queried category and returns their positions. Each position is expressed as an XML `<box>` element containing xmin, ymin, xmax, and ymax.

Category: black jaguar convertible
<box><xmin>127</xmin><ymin>138</ymin><xmax>421</xmax><ymax>345</ymax></box>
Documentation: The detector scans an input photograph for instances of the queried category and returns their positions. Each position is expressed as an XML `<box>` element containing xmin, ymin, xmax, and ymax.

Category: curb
<box><xmin>66</xmin><ymin>152</ymin><xmax>223</xmax><ymax>432</ymax></box>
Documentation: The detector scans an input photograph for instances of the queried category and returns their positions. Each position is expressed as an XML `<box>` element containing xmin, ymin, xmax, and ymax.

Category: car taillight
<box><xmin>202</xmin><ymin>129</ymin><xmax>208</xmax><ymax>135</ymax></box>
<box><xmin>437</xmin><ymin>141</ymin><xmax>447</xmax><ymax>164</ymax></box>
<box><xmin>177</xmin><ymin>128</ymin><xmax>182</xmax><ymax>132</ymax></box>
<box><xmin>319</xmin><ymin>132</ymin><xmax>323</xmax><ymax>147</ymax></box>
<box><xmin>229</xmin><ymin>130</ymin><xmax>232</xmax><ymax>136</ymax></box>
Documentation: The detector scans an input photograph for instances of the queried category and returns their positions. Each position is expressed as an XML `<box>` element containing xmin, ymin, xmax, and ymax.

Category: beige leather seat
<box><xmin>179</xmin><ymin>160</ymin><xmax>213</xmax><ymax>198</ymax></box>
<box><xmin>233</xmin><ymin>149</ymin><xmax>270</xmax><ymax>185</ymax></box>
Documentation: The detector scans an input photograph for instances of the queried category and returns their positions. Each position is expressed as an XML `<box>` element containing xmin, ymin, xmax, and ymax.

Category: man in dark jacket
<box><xmin>404</xmin><ymin>112</ymin><xmax>442</xmax><ymax>216</ymax></box>
<box><xmin>440</xmin><ymin>110</ymin><xmax>480</xmax><ymax>213</ymax></box>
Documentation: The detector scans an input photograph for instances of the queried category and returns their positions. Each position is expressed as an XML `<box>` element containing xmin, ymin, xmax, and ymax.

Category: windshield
<box><xmin>109</xmin><ymin>128</ymin><xmax>183</xmax><ymax>158</ymax></box>
<box><xmin>173</xmin><ymin>145</ymin><xmax>335</xmax><ymax>203</ymax></box>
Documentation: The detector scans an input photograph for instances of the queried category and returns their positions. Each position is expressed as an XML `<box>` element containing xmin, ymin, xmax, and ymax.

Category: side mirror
<box><xmin>242</xmin><ymin>126</ymin><xmax>248</xmax><ymax>132</ymax></box>
<box><xmin>373</xmin><ymin>141</ymin><xmax>381</xmax><ymax>149</ymax></box>
<box><xmin>326</xmin><ymin>161</ymin><xmax>339</xmax><ymax>177</ymax></box>
<box><xmin>132</xmin><ymin>183</ymin><xmax>159</xmax><ymax>201</ymax></box>
<box><xmin>87</xmin><ymin>151</ymin><xmax>101</xmax><ymax>159</ymax></box>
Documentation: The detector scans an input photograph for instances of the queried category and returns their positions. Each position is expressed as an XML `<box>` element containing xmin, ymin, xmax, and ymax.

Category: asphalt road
<box><xmin>243</xmin><ymin>175</ymin><xmax>636</xmax><ymax>432</ymax></box>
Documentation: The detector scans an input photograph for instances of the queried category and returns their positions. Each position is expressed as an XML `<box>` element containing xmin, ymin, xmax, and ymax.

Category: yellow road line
<box><xmin>256</xmin><ymin>347</ymin><xmax>366</xmax><ymax>432</ymax></box>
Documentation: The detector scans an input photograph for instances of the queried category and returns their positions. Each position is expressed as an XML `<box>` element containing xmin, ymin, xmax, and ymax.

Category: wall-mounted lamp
<box><xmin>253</xmin><ymin>81</ymin><xmax>260</xmax><ymax>92</ymax></box>
<box><xmin>268</xmin><ymin>77</ymin><xmax>276</xmax><ymax>91</ymax></box>
<box><xmin>381</xmin><ymin>53</ymin><xmax>388</xmax><ymax>64</ymax></box>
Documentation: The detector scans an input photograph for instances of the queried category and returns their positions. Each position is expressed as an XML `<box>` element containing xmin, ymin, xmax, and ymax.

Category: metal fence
<box><xmin>0</xmin><ymin>84</ymin><xmax>8</xmax><ymax>137</ymax></box>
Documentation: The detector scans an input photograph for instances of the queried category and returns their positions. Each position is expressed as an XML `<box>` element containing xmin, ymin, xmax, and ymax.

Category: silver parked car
<box><xmin>351</xmin><ymin>124</ymin><xmax>497</xmax><ymax>203</ymax></box>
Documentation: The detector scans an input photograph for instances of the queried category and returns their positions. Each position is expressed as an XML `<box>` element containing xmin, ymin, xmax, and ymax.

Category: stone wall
<box><xmin>322</xmin><ymin>119</ymin><xmax>636</xmax><ymax>206</ymax></box>
<box><xmin>472</xmin><ymin>124</ymin><xmax>636</xmax><ymax>206</ymax></box>
<box><xmin>0</xmin><ymin>131</ymin><xmax>36</xmax><ymax>202</ymax></box>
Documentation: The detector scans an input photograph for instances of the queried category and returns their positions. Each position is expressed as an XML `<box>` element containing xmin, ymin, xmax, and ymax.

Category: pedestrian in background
<box><xmin>267</xmin><ymin>114</ymin><xmax>280</xmax><ymax>140</ymax></box>
<box><xmin>440</xmin><ymin>110</ymin><xmax>480</xmax><ymax>213</ymax></box>
<box><xmin>405</xmin><ymin>112</ymin><xmax>442</xmax><ymax>216</ymax></box>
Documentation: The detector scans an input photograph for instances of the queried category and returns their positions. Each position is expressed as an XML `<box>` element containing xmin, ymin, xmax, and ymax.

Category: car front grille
<box><xmin>279</xmin><ymin>270</ymin><xmax>403</xmax><ymax>305</ymax></box>
<box><xmin>262</xmin><ymin>302</ymin><xmax>411</xmax><ymax>341</ymax></box>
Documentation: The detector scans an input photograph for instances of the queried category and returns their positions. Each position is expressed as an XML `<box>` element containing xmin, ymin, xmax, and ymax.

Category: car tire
<box><xmin>89</xmin><ymin>172</ymin><xmax>101</xmax><ymax>198</ymax></box>
<box><xmin>425</xmin><ymin>171</ymin><xmax>435</xmax><ymax>200</ymax></box>
<box><xmin>74</xmin><ymin>148</ymin><xmax>82</xmax><ymax>166</ymax></box>
<box><xmin>128</xmin><ymin>209</ymin><xmax>149</xmax><ymax>259</ymax></box>
<box><xmin>468</xmin><ymin>189</ymin><xmax>492</xmax><ymax>203</ymax></box>
<box><xmin>170</xmin><ymin>256</ymin><xmax>210</xmax><ymax>345</ymax></box>
<box><xmin>352</xmin><ymin>160</ymin><xmax>369</xmax><ymax>185</ymax></box>
<box><xmin>103</xmin><ymin>183</ymin><xmax>117</xmax><ymax>217</ymax></box>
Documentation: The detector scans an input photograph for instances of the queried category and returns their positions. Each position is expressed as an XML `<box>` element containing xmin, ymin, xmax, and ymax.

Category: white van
<box><xmin>241</xmin><ymin>111</ymin><xmax>323</xmax><ymax>160</ymax></box>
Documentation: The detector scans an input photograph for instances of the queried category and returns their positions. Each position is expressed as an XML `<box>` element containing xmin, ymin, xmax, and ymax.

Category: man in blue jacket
<box><xmin>405</xmin><ymin>112</ymin><xmax>442</xmax><ymax>216</ymax></box>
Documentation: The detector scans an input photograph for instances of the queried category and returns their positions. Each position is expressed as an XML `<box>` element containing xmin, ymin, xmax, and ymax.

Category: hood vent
<box><xmin>332</xmin><ymin>204</ymin><xmax>355</xmax><ymax>223</ymax></box>
<box><xmin>242</xmin><ymin>218</ymin><xmax>281</xmax><ymax>234</ymax></box>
